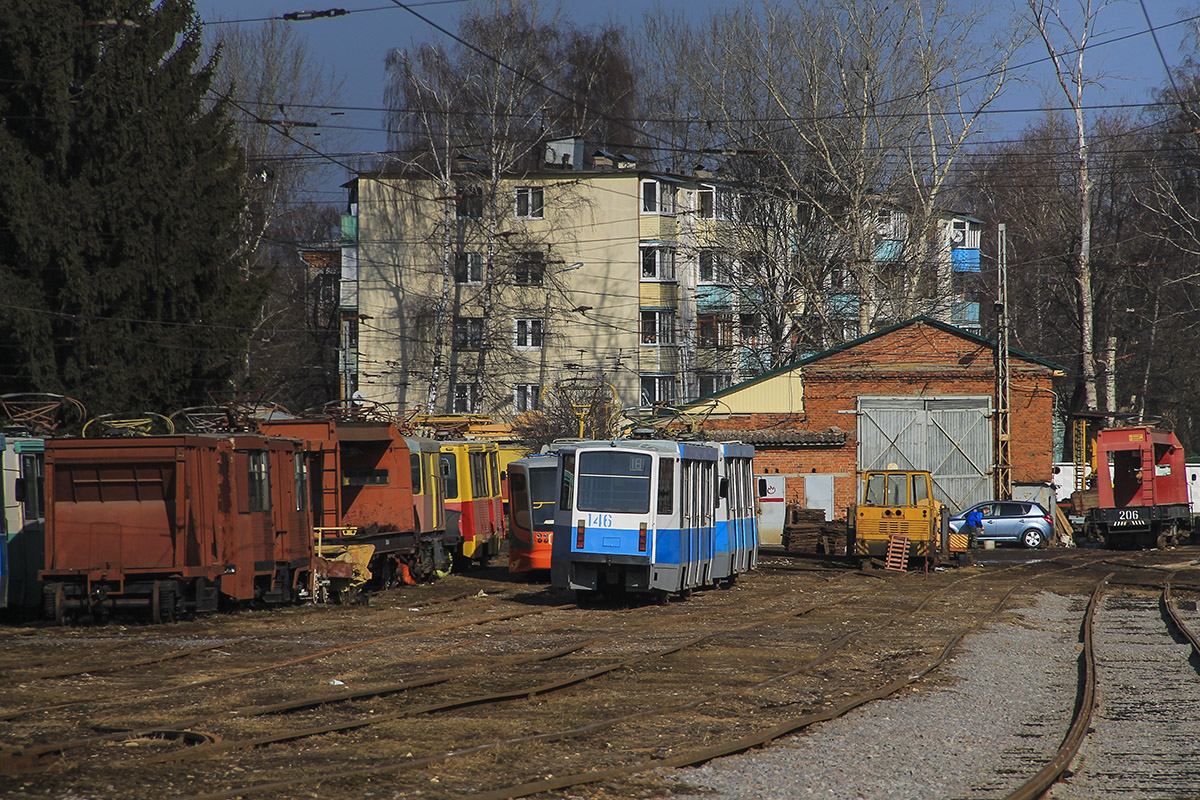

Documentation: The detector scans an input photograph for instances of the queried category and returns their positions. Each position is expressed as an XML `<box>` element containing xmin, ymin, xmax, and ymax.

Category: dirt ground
<box><xmin>0</xmin><ymin>546</ymin><xmax>1193</xmax><ymax>800</ymax></box>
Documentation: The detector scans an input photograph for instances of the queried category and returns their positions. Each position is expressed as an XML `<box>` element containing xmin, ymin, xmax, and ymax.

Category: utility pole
<box><xmin>994</xmin><ymin>224</ymin><xmax>1012</xmax><ymax>500</ymax></box>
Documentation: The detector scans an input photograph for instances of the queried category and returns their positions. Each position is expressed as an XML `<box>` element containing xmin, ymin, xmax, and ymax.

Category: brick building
<box><xmin>695</xmin><ymin>317</ymin><xmax>1064</xmax><ymax>519</ymax></box>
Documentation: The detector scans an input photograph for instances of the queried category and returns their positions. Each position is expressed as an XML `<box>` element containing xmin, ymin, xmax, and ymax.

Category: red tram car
<box><xmin>1085</xmin><ymin>425</ymin><xmax>1192</xmax><ymax>549</ymax></box>
<box><xmin>40</xmin><ymin>434</ymin><xmax>325</xmax><ymax>623</ymax></box>
<box><xmin>257</xmin><ymin>416</ymin><xmax>451</xmax><ymax>584</ymax></box>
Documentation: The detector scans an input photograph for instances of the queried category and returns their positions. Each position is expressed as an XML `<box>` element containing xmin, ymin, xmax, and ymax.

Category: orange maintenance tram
<box><xmin>506</xmin><ymin>453</ymin><xmax>558</xmax><ymax>573</ymax></box>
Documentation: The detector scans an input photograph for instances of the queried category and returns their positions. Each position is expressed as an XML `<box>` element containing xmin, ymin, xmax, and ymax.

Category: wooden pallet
<box><xmin>885</xmin><ymin>535</ymin><xmax>910</xmax><ymax>571</ymax></box>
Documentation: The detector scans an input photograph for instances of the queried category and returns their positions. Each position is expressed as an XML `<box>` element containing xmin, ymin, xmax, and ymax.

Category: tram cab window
<box><xmin>441</xmin><ymin>454</ymin><xmax>458</xmax><ymax>499</ymax></box>
<box><xmin>559</xmin><ymin>454</ymin><xmax>575</xmax><ymax>510</ymax></box>
<box><xmin>410</xmin><ymin>454</ymin><xmax>423</xmax><ymax>495</ymax></box>
<box><xmin>577</xmin><ymin>451</ymin><xmax>651</xmax><ymax>514</ymax></box>
<box><xmin>510</xmin><ymin>472</ymin><xmax>531</xmax><ymax>530</ymax></box>
<box><xmin>657</xmin><ymin>459</ymin><xmax>675</xmax><ymax>514</ymax></box>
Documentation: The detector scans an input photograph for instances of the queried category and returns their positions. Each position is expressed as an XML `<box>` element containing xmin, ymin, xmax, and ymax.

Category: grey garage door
<box><xmin>857</xmin><ymin>396</ymin><xmax>992</xmax><ymax>513</ymax></box>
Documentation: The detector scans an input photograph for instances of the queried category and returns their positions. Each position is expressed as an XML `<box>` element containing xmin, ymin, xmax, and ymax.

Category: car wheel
<box><xmin>1020</xmin><ymin>528</ymin><xmax>1045</xmax><ymax>549</ymax></box>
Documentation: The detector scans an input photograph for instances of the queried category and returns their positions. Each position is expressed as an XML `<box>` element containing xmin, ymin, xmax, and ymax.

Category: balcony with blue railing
<box><xmin>697</xmin><ymin>284</ymin><xmax>732</xmax><ymax>311</ymax></box>
<box><xmin>951</xmin><ymin>247</ymin><xmax>980</xmax><ymax>273</ymax></box>
<box><xmin>951</xmin><ymin>300</ymin><xmax>981</xmax><ymax>332</ymax></box>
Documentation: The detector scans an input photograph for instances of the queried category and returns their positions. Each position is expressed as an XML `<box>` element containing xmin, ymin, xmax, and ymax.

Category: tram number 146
<box><xmin>588</xmin><ymin>513</ymin><xmax>614</xmax><ymax>528</ymax></box>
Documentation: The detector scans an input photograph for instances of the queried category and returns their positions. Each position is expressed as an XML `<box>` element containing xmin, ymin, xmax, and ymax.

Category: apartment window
<box><xmin>640</xmin><ymin>375</ymin><xmax>677</xmax><ymax>406</ymax></box>
<box><xmin>453</xmin><ymin>316</ymin><xmax>484</xmax><ymax>349</ymax></box>
<box><xmin>699</xmin><ymin>374</ymin><xmax>730</xmax><ymax>397</ymax></box>
<box><xmin>641</xmin><ymin>179</ymin><xmax>676</xmax><ymax>215</ymax></box>
<box><xmin>640</xmin><ymin>246</ymin><xmax>676</xmax><ymax>281</ymax></box>
<box><xmin>698</xmin><ymin>314</ymin><xmax>734</xmax><ymax>347</ymax></box>
<box><xmin>698</xmin><ymin>185</ymin><xmax>714</xmax><ymax>219</ymax></box>
<box><xmin>699</xmin><ymin>249</ymin><xmax>728</xmax><ymax>283</ymax></box>
<box><xmin>456</xmin><ymin>187</ymin><xmax>482</xmax><ymax>219</ymax></box>
<box><xmin>455</xmin><ymin>251</ymin><xmax>482</xmax><ymax>284</ymax></box>
<box><xmin>514</xmin><ymin>251</ymin><xmax>544</xmax><ymax>285</ymax></box>
<box><xmin>514</xmin><ymin>383</ymin><xmax>540</xmax><ymax>413</ymax></box>
<box><xmin>515</xmin><ymin>186</ymin><xmax>544</xmax><ymax>219</ymax></box>
<box><xmin>452</xmin><ymin>382</ymin><xmax>481</xmax><ymax>413</ymax></box>
<box><xmin>641</xmin><ymin>310</ymin><xmax>676</xmax><ymax>345</ymax></box>
<box><xmin>739</xmin><ymin>313</ymin><xmax>760</xmax><ymax>345</ymax></box>
<box><xmin>514</xmin><ymin>318</ymin><xmax>543</xmax><ymax>349</ymax></box>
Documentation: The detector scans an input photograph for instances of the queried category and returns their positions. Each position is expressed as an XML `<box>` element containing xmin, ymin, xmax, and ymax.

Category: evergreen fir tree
<box><xmin>0</xmin><ymin>0</ymin><xmax>264</xmax><ymax>416</ymax></box>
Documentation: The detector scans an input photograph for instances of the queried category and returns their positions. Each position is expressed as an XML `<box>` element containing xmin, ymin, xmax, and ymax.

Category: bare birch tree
<box><xmin>1024</xmin><ymin>0</ymin><xmax>1117</xmax><ymax>412</ymax></box>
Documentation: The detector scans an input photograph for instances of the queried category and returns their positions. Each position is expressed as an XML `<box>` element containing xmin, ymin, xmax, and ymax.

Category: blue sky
<box><xmin>195</xmin><ymin>1</ymin><xmax>1197</xmax><ymax>169</ymax></box>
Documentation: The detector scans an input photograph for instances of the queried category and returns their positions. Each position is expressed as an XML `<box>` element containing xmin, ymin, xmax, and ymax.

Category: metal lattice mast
<box><xmin>994</xmin><ymin>224</ymin><xmax>1012</xmax><ymax>499</ymax></box>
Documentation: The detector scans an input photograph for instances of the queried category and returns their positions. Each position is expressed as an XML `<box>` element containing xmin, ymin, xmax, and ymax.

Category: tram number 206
<box><xmin>587</xmin><ymin>513</ymin><xmax>614</xmax><ymax>528</ymax></box>
<box><xmin>1116</xmin><ymin>509</ymin><xmax>1144</xmax><ymax>521</ymax></box>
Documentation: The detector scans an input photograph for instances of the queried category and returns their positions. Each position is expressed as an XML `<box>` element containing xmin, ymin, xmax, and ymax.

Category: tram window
<box><xmin>510</xmin><ymin>472</ymin><xmax>531</xmax><ymax>530</ymax></box>
<box><xmin>247</xmin><ymin>451</ymin><xmax>271</xmax><ymax>512</ymax></box>
<box><xmin>18</xmin><ymin>453</ymin><xmax>44</xmax><ymax>519</ymax></box>
<box><xmin>559</xmin><ymin>454</ymin><xmax>575</xmax><ymax>510</ymax></box>
<box><xmin>489</xmin><ymin>452</ymin><xmax>500</xmax><ymax>497</ymax></box>
<box><xmin>911</xmin><ymin>475</ymin><xmax>928</xmax><ymax>504</ymax></box>
<box><xmin>410</xmin><ymin>454</ymin><xmax>422</xmax><ymax>495</ymax></box>
<box><xmin>657</xmin><ymin>459</ymin><xmax>674</xmax><ymax>514</ymax></box>
<box><xmin>577</xmin><ymin>451</ymin><xmax>651</xmax><ymax>514</ymax></box>
<box><xmin>441</xmin><ymin>454</ymin><xmax>458</xmax><ymax>499</ymax></box>
<box><xmin>294</xmin><ymin>453</ymin><xmax>309</xmax><ymax>511</ymax></box>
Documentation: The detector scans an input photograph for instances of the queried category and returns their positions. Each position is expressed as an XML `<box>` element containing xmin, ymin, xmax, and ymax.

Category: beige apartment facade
<box><xmin>339</xmin><ymin>151</ymin><xmax>984</xmax><ymax>421</ymax></box>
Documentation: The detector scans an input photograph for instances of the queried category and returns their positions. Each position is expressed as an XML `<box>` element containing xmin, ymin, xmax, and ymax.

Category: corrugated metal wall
<box><xmin>857</xmin><ymin>396</ymin><xmax>991</xmax><ymax>512</ymax></box>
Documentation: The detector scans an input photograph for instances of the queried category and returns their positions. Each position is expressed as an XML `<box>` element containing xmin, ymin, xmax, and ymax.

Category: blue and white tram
<box><xmin>550</xmin><ymin>438</ymin><xmax>758</xmax><ymax>601</ymax></box>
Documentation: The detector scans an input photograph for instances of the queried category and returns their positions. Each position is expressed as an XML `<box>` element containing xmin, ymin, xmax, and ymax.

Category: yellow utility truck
<box><xmin>851</xmin><ymin>468</ymin><xmax>964</xmax><ymax>568</ymax></box>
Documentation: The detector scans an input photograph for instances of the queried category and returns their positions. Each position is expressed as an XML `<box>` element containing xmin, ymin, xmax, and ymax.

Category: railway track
<box><xmin>0</xmin><ymin>548</ymin><xmax>1176</xmax><ymax>800</ymax></box>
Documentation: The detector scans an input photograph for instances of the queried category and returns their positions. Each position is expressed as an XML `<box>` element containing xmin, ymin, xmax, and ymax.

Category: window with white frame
<box><xmin>454</xmin><ymin>251</ymin><xmax>482</xmax><ymax>284</ymax></box>
<box><xmin>640</xmin><ymin>246</ymin><xmax>676</xmax><ymax>281</ymax></box>
<box><xmin>456</xmin><ymin>187</ymin><xmax>482</xmax><ymax>219</ymax></box>
<box><xmin>453</xmin><ymin>316</ymin><xmax>484</xmax><ymax>349</ymax></box>
<box><xmin>640</xmin><ymin>375</ymin><xmax>676</xmax><ymax>406</ymax></box>
<box><xmin>641</xmin><ymin>310</ymin><xmax>676</xmax><ymax>345</ymax></box>
<box><xmin>699</xmin><ymin>249</ymin><xmax>728</xmax><ymax>283</ymax></box>
<box><xmin>452</xmin><ymin>382</ymin><xmax>480</xmax><ymax>413</ymax></box>
<box><xmin>697</xmin><ymin>184</ymin><xmax>731</xmax><ymax>220</ymax></box>
<box><xmin>514</xmin><ymin>251</ymin><xmax>544</xmax><ymax>285</ymax></box>
<box><xmin>513</xmin><ymin>383</ymin><xmax>540</xmax><ymax>413</ymax></box>
<box><xmin>515</xmin><ymin>186</ymin><xmax>544</xmax><ymax>219</ymax></box>
<box><xmin>513</xmin><ymin>318</ymin><xmax>543</xmax><ymax>349</ymax></box>
<box><xmin>641</xmin><ymin>179</ymin><xmax>676</xmax><ymax>215</ymax></box>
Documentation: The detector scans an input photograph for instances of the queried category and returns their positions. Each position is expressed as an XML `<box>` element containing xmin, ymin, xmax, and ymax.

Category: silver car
<box><xmin>948</xmin><ymin>501</ymin><xmax>1054</xmax><ymax>548</ymax></box>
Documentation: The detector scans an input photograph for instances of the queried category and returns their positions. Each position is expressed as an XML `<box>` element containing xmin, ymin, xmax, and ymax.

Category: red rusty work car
<box><xmin>1086</xmin><ymin>425</ymin><xmax>1192</xmax><ymax>549</ymax></box>
<box><xmin>40</xmin><ymin>434</ymin><xmax>325</xmax><ymax>623</ymax></box>
<box><xmin>257</xmin><ymin>417</ymin><xmax>451</xmax><ymax>585</ymax></box>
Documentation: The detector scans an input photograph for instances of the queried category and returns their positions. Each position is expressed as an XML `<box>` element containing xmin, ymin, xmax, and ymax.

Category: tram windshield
<box><xmin>529</xmin><ymin>466</ymin><xmax>559</xmax><ymax>525</ymax></box>
<box><xmin>577</xmin><ymin>450</ymin><xmax>652</xmax><ymax>513</ymax></box>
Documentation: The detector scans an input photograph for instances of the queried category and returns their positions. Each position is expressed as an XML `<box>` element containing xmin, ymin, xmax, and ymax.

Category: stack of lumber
<box><xmin>782</xmin><ymin>505</ymin><xmax>847</xmax><ymax>555</ymax></box>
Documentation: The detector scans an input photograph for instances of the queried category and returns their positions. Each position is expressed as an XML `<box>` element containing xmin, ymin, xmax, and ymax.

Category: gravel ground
<box><xmin>665</xmin><ymin>591</ymin><xmax>1082</xmax><ymax>800</ymax></box>
<box><xmin>1047</xmin><ymin>594</ymin><xmax>1200</xmax><ymax>799</ymax></box>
